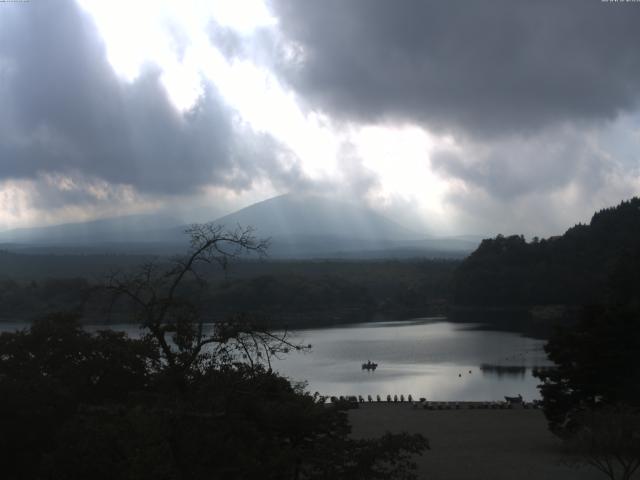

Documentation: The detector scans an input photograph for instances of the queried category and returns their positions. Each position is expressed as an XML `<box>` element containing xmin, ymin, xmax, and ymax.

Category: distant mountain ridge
<box><xmin>0</xmin><ymin>214</ymin><xmax>182</xmax><ymax>245</ymax></box>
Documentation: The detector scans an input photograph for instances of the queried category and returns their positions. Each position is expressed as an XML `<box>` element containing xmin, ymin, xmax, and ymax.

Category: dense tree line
<box><xmin>535</xmin><ymin>304</ymin><xmax>640</xmax><ymax>434</ymax></box>
<box><xmin>454</xmin><ymin>197</ymin><xmax>640</xmax><ymax>307</ymax></box>
<box><xmin>0</xmin><ymin>278</ymin><xmax>92</xmax><ymax>320</ymax></box>
<box><xmin>0</xmin><ymin>250</ymin><xmax>154</xmax><ymax>280</ymax></box>
<box><xmin>533</xmin><ymin>269</ymin><xmax>640</xmax><ymax>478</ymax></box>
<box><xmin>523</xmin><ymin>200</ymin><xmax>640</xmax><ymax>478</ymax></box>
<box><xmin>0</xmin><ymin>259</ymin><xmax>456</xmax><ymax>326</ymax></box>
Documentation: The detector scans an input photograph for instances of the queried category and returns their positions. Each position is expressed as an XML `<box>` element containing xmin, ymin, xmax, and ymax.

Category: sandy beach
<box><xmin>349</xmin><ymin>404</ymin><xmax>604</xmax><ymax>480</ymax></box>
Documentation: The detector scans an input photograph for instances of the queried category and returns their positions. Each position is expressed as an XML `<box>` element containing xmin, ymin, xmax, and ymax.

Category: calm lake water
<box><xmin>272</xmin><ymin>318</ymin><xmax>550</xmax><ymax>401</ymax></box>
<box><xmin>1</xmin><ymin>318</ymin><xmax>550</xmax><ymax>401</ymax></box>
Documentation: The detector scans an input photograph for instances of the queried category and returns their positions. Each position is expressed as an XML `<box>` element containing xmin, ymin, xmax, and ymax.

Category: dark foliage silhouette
<box><xmin>563</xmin><ymin>405</ymin><xmax>640</xmax><ymax>480</ymax></box>
<box><xmin>454</xmin><ymin>197</ymin><xmax>640</xmax><ymax>308</ymax></box>
<box><xmin>0</xmin><ymin>224</ymin><xmax>428</xmax><ymax>479</ymax></box>
<box><xmin>535</xmin><ymin>305</ymin><xmax>640</xmax><ymax>436</ymax></box>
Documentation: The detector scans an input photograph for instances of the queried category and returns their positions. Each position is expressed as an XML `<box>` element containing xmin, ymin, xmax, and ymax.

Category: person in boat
<box><xmin>362</xmin><ymin>360</ymin><xmax>378</xmax><ymax>370</ymax></box>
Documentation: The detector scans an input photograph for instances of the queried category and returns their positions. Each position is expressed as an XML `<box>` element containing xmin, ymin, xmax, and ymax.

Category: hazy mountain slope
<box><xmin>212</xmin><ymin>194</ymin><xmax>419</xmax><ymax>241</ymax></box>
<box><xmin>0</xmin><ymin>214</ymin><xmax>182</xmax><ymax>245</ymax></box>
<box><xmin>210</xmin><ymin>194</ymin><xmax>479</xmax><ymax>258</ymax></box>
<box><xmin>0</xmin><ymin>194</ymin><xmax>478</xmax><ymax>258</ymax></box>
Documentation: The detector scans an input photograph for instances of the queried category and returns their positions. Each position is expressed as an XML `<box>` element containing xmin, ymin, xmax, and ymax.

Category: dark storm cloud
<box><xmin>431</xmin><ymin>128</ymin><xmax>610</xmax><ymax>200</ymax></box>
<box><xmin>270</xmin><ymin>0</ymin><xmax>640</xmax><ymax>136</ymax></box>
<box><xmin>0</xmin><ymin>0</ymin><xmax>298</xmax><ymax>199</ymax></box>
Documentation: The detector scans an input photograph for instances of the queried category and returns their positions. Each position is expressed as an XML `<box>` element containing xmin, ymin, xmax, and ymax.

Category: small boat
<box><xmin>362</xmin><ymin>360</ymin><xmax>378</xmax><ymax>371</ymax></box>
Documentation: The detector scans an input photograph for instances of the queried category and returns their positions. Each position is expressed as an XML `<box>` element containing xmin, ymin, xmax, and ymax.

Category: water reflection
<box><xmin>480</xmin><ymin>364</ymin><xmax>528</xmax><ymax>379</ymax></box>
<box><xmin>0</xmin><ymin>318</ymin><xmax>553</xmax><ymax>401</ymax></box>
<box><xmin>272</xmin><ymin>318</ymin><xmax>552</xmax><ymax>401</ymax></box>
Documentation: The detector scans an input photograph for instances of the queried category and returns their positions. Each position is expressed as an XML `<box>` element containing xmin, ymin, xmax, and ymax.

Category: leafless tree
<box><xmin>105</xmin><ymin>223</ymin><xmax>307</xmax><ymax>374</ymax></box>
<box><xmin>564</xmin><ymin>405</ymin><xmax>640</xmax><ymax>480</ymax></box>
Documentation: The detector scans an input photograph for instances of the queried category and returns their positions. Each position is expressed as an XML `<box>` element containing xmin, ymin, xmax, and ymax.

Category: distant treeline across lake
<box><xmin>0</xmin><ymin>256</ymin><xmax>455</xmax><ymax>328</ymax></box>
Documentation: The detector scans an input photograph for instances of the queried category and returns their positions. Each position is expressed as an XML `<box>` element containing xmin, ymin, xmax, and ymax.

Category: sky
<box><xmin>0</xmin><ymin>0</ymin><xmax>639</xmax><ymax>236</ymax></box>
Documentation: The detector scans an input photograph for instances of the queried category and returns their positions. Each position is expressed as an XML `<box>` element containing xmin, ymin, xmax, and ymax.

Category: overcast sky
<box><xmin>1</xmin><ymin>0</ymin><xmax>639</xmax><ymax>236</ymax></box>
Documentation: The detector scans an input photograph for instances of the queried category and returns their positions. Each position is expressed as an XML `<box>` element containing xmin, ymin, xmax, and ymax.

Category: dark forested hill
<box><xmin>0</xmin><ymin>256</ymin><xmax>457</xmax><ymax>326</ymax></box>
<box><xmin>453</xmin><ymin>197</ymin><xmax>640</xmax><ymax>308</ymax></box>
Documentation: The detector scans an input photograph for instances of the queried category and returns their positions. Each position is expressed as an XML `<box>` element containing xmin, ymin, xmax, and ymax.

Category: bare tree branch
<box><xmin>102</xmin><ymin>223</ymin><xmax>302</xmax><ymax>375</ymax></box>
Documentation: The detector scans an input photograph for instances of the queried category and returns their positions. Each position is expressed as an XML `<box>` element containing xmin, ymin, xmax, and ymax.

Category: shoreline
<box><xmin>331</xmin><ymin>397</ymin><xmax>541</xmax><ymax>409</ymax></box>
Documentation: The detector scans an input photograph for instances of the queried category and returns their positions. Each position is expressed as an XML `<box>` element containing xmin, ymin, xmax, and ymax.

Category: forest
<box><xmin>0</xmin><ymin>254</ymin><xmax>455</xmax><ymax>328</ymax></box>
<box><xmin>453</xmin><ymin>197</ymin><xmax>640</xmax><ymax>310</ymax></box>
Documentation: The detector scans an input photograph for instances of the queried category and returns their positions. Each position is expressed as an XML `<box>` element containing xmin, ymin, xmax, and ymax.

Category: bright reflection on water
<box><xmin>271</xmin><ymin>319</ymin><xmax>551</xmax><ymax>401</ymax></box>
<box><xmin>1</xmin><ymin>318</ymin><xmax>551</xmax><ymax>401</ymax></box>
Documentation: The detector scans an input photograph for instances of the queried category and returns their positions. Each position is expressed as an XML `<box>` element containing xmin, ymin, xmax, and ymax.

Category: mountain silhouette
<box><xmin>0</xmin><ymin>194</ymin><xmax>477</xmax><ymax>258</ymax></box>
<box><xmin>212</xmin><ymin>194</ymin><xmax>418</xmax><ymax>240</ymax></box>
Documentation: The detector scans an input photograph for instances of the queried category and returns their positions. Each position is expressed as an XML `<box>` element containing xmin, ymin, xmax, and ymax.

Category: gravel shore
<box><xmin>349</xmin><ymin>404</ymin><xmax>604</xmax><ymax>480</ymax></box>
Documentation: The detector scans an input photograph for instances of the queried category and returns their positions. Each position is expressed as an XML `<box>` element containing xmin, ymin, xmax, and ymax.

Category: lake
<box><xmin>271</xmin><ymin>318</ymin><xmax>550</xmax><ymax>401</ymax></box>
<box><xmin>1</xmin><ymin>317</ymin><xmax>551</xmax><ymax>401</ymax></box>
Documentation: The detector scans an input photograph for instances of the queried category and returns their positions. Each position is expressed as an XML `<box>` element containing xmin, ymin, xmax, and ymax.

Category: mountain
<box><xmin>211</xmin><ymin>194</ymin><xmax>475</xmax><ymax>258</ymax></box>
<box><xmin>0</xmin><ymin>214</ymin><xmax>184</xmax><ymax>250</ymax></box>
<box><xmin>0</xmin><ymin>194</ymin><xmax>478</xmax><ymax>258</ymax></box>
<box><xmin>212</xmin><ymin>194</ymin><xmax>418</xmax><ymax>240</ymax></box>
